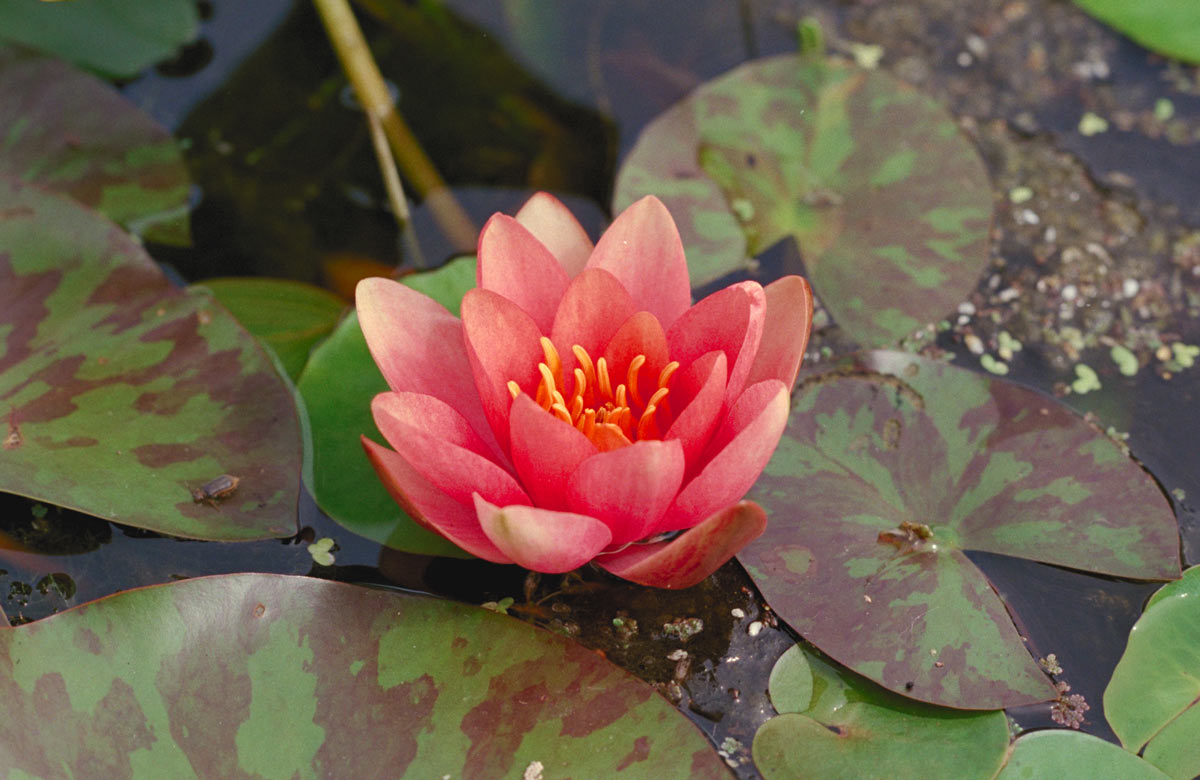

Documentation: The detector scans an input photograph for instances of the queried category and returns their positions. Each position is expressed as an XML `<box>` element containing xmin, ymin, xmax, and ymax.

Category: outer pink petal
<box><xmin>567</xmin><ymin>439</ymin><xmax>685</xmax><ymax>546</ymax></box>
<box><xmin>585</xmin><ymin>196</ymin><xmax>691</xmax><ymax>328</ymax></box>
<box><xmin>664</xmin><ymin>351</ymin><xmax>727</xmax><ymax>473</ymax></box>
<box><xmin>362</xmin><ymin>437</ymin><xmax>512</xmax><ymax>563</ymax></box>
<box><xmin>461</xmin><ymin>288</ymin><xmax>546</xmax><ymax>453</ymax></box>
<box><xmin>550</xmin><ymin>267</ymin><xmax>636</xmax><ymax>383</ymax></box>
<box><xmin>372</xmin><ymin>391</ymin><xmax>497</xmax><ymax>463</ymax></box>
<box><xmin>515</xmin><ymin>192</ymin><xmax>594</xmax><ymax>279</ymax></box>
<box><xmin>509</xmin><ymin>394</ymin><xmax>597</xmax><ymax>510</ymax></box>
<box><xmin>603</xmin><ymin>311</ymin><xmax>670</xmax><ymax>406</ymax></box>
<box><xmin>746</xmin><ymin>275</ymin><xmax>813</xmax><ymax>392</ymax></box>
<box><xmin>593</xmin><ymin>501</ymin><xmax>768</xmax><ymax>589</ymax></box>
<box><xmin>666</xmin><ymin>282</ymin><xmax>765</xmax><ymax>410</ymax></box>
<box><xmin>474</xmin><ymin>495</ymin><xmax>611</xmax><ymax>574</ymax></box>
<box><xmin>476</xmin><ymin>213</ymin><xmax>571</xmax><ymax>333</ymax></box>
<box><xmin>661</xmin><ymin>380</ymin><xmax>789</xmax><ymax>531</ymax></box>
<box><xmin>356</xmin><ymin>278</ymin><xmax>495</xmax><ymax>452</ymax></box>
<box><xmin>371</xmin><ymin>404</ymin><xmax>531</xmax><ymax>508</ymax></box>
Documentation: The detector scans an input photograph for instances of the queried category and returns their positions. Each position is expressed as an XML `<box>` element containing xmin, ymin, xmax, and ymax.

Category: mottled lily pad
<box><xmin>740</xmin><ymin>351</ymin><xmax>1179</xmax><ymax>708</ymax></box>
<box><xmin>0</xmin><ymin>573</ymin><xmax>730</xmax><ymax>779</ymax></box>
<box><xmin>614</xmin><ymin>55</ymin><xmax>992</xmax><ymax>346</ymax></box>
<box><xmin>1073</xmin><ymin>1</ymin><xmax>1200</xmax><ymax>65</ymax></box>
<box><xmin>996</xmin><ymin>730</ymin><xmax>1172</xmax><ymax>780</ymax></box>
<box><xmin>1105</xmin><ymin>565</ymin><xmax>1200</xmax><ymax>780</ymax></box>
<box><xmin>0</xmin><ymin>177</ymin><xmax>300</xmax><ymax>540</ymax></box>
<box><xmin>0</xmin><ymin>0</ymin><xmax>198</xmax><ymax>79</ymax></box>
<box><xmin>201</xmin><ymin>278</ymin><xmax>346</xmax><ymax>382</ymax></box>
<box><xmin>298</xmin><ymin>258</ymin><xmax>476</xmax><ymax>556</ymax></box>
<box><xmin>0</xmin><ymin>43</ymin><xmax>191</xmax><ymax>245</ymax></box>
<box><xmin>753</xmin><ymin>642</ymin><xmax>1009</xmax><ymax>779</ymax></box>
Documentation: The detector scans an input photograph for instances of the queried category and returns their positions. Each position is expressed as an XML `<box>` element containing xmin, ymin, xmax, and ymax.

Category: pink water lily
<box><xmin>358</xmin><ymin>193</ymin><xmax>812</xmax><ymax>588</ymax></box>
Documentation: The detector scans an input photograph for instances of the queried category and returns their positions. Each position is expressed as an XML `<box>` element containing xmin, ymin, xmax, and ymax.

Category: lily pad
<box><xmin>297</xmin><ymin>258</ymin><xmax>476</xmax><ymax>556</ymax></box>
<box><xmin>0</xmin><ymin>43</ymin><xmax>191</xmax><ymax>245</ymax></box>
<box><xmin>753</xmin><ymin>642</ymin><xmax>1009</xmax><ymax>779</ymax></box>
<box><xmin>0</xmin><ymin>177</ymin><xmax>300</xmax><ymax>540</ymax></box>
<box><xmin>201</xmin><ymin>278</ymin><xmax>346</xmax><ymax>382</ymax></box>
<box><xmin>739</xmin><ymin>350</ymin><xmax>1179</xmax><ymax>708</ymax></box>
<box><xmin>0</xmin><ymin>573</ymin><xmax>731</xmax><ymax>779</ymax></box>
<box><xmin>1073</xmin><ymin>1</ymin><xmax>1200</xmax><ymax>65</ymax></box>
<box><xmin>0</xmin><ymin>0</ymin><xmax>198</xmax><ymax>79</ymax></box>
<box><xmin>1105</xmin><ymin>565</ymin><xmax>1200</xmax><ymax>779</ymax></box>
<box><xmin>996</xmin><ymin>730</ymin><xmax>1172</xmax><ymax>780</ymax></box>
<box><xmin>614</xmin><ymin>55</ymin><xmax>992</xmax><ymax>347</ymax></box>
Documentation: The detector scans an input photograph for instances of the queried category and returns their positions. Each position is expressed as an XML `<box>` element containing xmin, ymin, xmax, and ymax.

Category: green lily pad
<box><xmin>740</xmin><ymin>351</ymin><xmax>1180</xmax><ymax>709</ymax></box>
<box><xmin>1105</xmin><ymin>565</ymin><xmax>1200</xmax><ymax>779</ymax></box>
<box><xmin>614</xmin><ymin>55</ymin><xmax>992</xmax><ymax>347</ymax></box>
<box><xmin>0</xmin><ymin>573</ymin><xmax>731</xmax><ymax>779</ymax></box>
<box><xmin>297</xmin><ymin>258</ymin><xmax>476</xmax><ymax>556</ymax></box>
<box><xmin>0</xmin><ymin>177</ymin><xmax>300</xmax><ymax>540</ymax></box>
<box><xmin>0</xmin><ymin>0</ymin><xmax>198</xmax><ymax>79</ymax></box>
<box><xmin>1073</xmin><ymin>1</ymin><xmax>1200</xmax><ymax>65</ymax></box>
<box><xmin>201</xmin><ymin>278</ymin><xmax>346</xmax><ymax>382</ymax></box>
<box><xmin>996</xmin><ymin>730</ymin><xmax>1173</xmax><ymax>780</ymax></box>
<box><xmin>753</xmin><ymin>643</ymin><xmax>1009</xmax><ymax>779</ymax></box>
<box><xmin>0</xmin><ymin>43</ymin><xmax>191</xmax><ymax>245</ymax></box>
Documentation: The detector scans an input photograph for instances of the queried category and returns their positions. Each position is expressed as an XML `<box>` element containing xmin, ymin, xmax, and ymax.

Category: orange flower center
<box><xmin>508</xmin><ymin>337</ymin><xmax>679</xmax><ymax>450</ymax></box>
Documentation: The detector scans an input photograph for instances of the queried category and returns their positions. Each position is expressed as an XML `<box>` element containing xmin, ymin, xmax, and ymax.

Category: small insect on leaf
<box><xmin>191</xmin><ymin>474</ymin><xmax>241</xmax><ymax>503</ymax></box>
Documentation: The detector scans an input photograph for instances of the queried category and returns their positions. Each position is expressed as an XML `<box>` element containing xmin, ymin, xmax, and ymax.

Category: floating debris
<box><xmin>481</xmin><ymin>596</ymin><xmax>514</xmax><ymax>614</ymax></box>
<box><xmin>1078</xmin><ymin>112</ymin><xmax>1109</xmax><ymax>136</ymax></box>
<box><xmin>1070</xmin><ymin>364</ymin><xmax>1101</xmax><ymax>394</ymax></box>
<box><xmin>1038</xmin><ymin>653</ymin><xmax>1063</xmax><ymax>675</ymax></box>
<box><xmin>1110</xmin><ymin>345</ymin><xmax>1139</xmax><ymax>376</ymax></box>
<box><xmin>663</xmin><ymin>616</ymin><xmax>704</xmax><ymax>642</ymax></box>
<box><xmin>980</xmin><ymin>354</ymin><xmax>1009</xmax><ymax>375</ymax></box>
<box><xmin>1009</xmin><ymin>186</ymin><xmax>1033</xmax><ymax>204</ymax></box>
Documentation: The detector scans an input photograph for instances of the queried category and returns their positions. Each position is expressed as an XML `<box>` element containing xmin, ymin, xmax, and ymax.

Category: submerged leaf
<box><xmin>0</xmin><ymin>43</ymin><xmax>191</xmax><ymax>244</ymax></box>
<box><xmin>0</xmin><ymin>177</ymin><xmax>300</xmax><ymax>540</ymax></box>
<box><xmin>740</xmin><ymin>351</ymin><xmax>1179</xmax><ymax>708</ymax></box>
<box><xmin>615</xmin><ymin>55</ymin><xmax>992</xmax><ymax>346</ymax></box>
<box><xmin>0</xmin><ymin>573</ymin><xmax>731</xmax><ymax>779</ymax></box>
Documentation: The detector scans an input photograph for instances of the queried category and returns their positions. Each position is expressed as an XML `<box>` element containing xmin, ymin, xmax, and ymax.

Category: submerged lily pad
<box><xmin>201</xmin><ymin>278</ymin><xmax>345</xmax><ymax>382</ymax></box>
<box><xmin>753</xmin><ymin>642</ymin><xmax>1009</xmax><ymax>779</ymax></box>
<box><xmin>1105</xmin><ymin>565</ymin><xmax>1200</xmax><ymax>779</ymax></box>
<box><xmin>0</xmin><ymin>573</ymin><xmax>730</xmax><ymax>779</ymax></box>
<box><xmin>614</xmin><ymin>54</ymin><xmax>992</xmax><ymax>347</ymax></box>
<box><xmin>740</xmin><ymin>351</ymin><xmax>1179</xmax><ymax>708</ymax></box>
<box><xmin>0</xmin><ymin>177</ymin><xmax>300</xmax><ymax>540</ymax></box>
<box><xmin>0</xmin><ymin>44</ymin><xmax>191</xmax><ymax>245</ymax></box>
<box><xmin>298</xmin><ymin>258</ymin><xmax>477</xmax><ymax>556</ymax></box>
<box><xmin>0</xmin><ymin>0</ymin><xmax>198</xmax><ymax>79</ymax></box>
<box><xmin>996</xmin><ymin>730</ymin><xmax>1172</xmax><ymax>780</ymax></box>
<box><xmin>1073</xmin><ymin>1</ymin><xmax>1200</xmax><ymax>65</ymax></box>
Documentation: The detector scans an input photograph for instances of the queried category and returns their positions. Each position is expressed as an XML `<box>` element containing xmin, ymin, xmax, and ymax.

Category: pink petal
<box><xmin>567</xmin><ymin>439</ymin><xmax>685</xmax><ymax>546</ymax></box>
<box><xmin>666</xmin><ymin>282</ymin><xmax>765</xmax><ymax>410</ymax></box>
<box><xmin>585</xmin><ymin>196</ymin><xmax>691</xmax><ymax>329</ymax></box>
<box><xmin>509</xmin><ymin>393</ymin><xmax>597</xmax><ymax>510</ymax></box>
<box><xmin>356</xmin><ymin>278</ymin><xmax>495</xmax><ymax>451</ymax></box>
<box><xmin>461</xmin><ymin>288</ymin><xmax>546</xmax><ymax>453</ymax></box>
<box><xmin>593</xmin><ymin>501</ymin><xmax>768</xmax><ymax>589</ymax></box>
<box><xmin>474</xmin><ymin>495</ymin><xmax>612</xmax><ymax>573</ymax></box>
<box><xmin>661</xmin><ymin>380</ymin><xmax>788</xmax><ymax>531</ymax></box>
<box><xmin>664</xmin><ymin>350</ymin><xmax>728</xmax><ymax>473</ymax></box>
<box><xmin>371</xmin><ymin>401</ymin><xmax>531</xmax><ymax>508</ymax></box>
<box><xmin>515</xmin><ymin>192</ymin><xmax>594</xmax><ymax>279</ymax></box>
<box><xmin>476</xmin><ymin>213</ymin><xmax>571</xmax><ymax>333</ymax></box>
<box><xmin>362</xmin><ymin>437</ymin><xmax>512</xmax><ymax>563</ymax></box>
<box><xmin>603</xmin><ymin>311</ymin><xmax>670</xmax><ymax>406</ymax></box>
<box><xmin>746</xmin><ymin>275</ymin><xmax>813</xmax><ymax>392</ymax></box>
<box><xmin>372</xmin><ymin>391</ymin><xmax>497</xmax><ymax>463</ymax></box>
<box><xmin>550</xmin><ymin>267</ymin><xmax>636</xmax><ymax>383</ymax></box>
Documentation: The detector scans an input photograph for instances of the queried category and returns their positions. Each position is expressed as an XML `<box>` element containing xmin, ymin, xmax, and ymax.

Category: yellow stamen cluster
<box><xmin>508</xmin><ymin>337</ymin><xmax>680</xmax><ymax>449</ymax></box>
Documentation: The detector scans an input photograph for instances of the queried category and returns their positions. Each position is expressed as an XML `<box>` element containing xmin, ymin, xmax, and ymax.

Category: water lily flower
<box><xmin>358</xmin><ymin>193</ymin><xmax>812</xmax><ymax>588</ymax></box>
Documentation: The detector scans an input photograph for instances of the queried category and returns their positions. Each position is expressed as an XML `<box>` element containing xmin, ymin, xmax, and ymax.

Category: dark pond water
<box><xmin>5</xmin><ymin>1</ymin><xmax>1200</xmax><ymax>776</ymax></box>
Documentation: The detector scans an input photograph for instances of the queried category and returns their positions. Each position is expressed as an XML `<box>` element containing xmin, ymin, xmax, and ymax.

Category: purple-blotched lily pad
<box><xmin>0</xmin><ymin>573</ymin><xmax>731</xmax><ymax>779</ymax></box>
<box><xmin>0</xmin><ymin>43</ymin><xmax>191</xmax><ymax>245</ymax></box>
<box><xmin>0</xmin><ymin>177</ymin><xmax>300</xmax><ymax>540</ymax></box>
<box><xmin>614</xmin><ymin>54</ymin><xmax>992</xmax><ymax>347</ymax></box>
<box><xmin>740</xmin><ymin>351</ymin><xmax>1180</xmax><ymax>709</ymax></box>
<box><xmin>753</xmin><ymin>642</ymin><xmax>1009</xmax><ymax>779</ymax></box>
